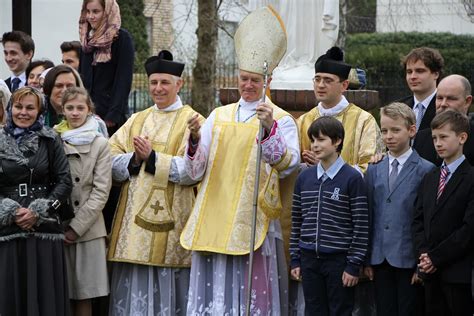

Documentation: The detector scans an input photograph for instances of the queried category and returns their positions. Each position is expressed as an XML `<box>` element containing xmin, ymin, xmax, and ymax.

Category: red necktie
<box><xmin>437</xmin><ymin>165</ymin><xmax>449</xmax><ymax>200</ymax></box>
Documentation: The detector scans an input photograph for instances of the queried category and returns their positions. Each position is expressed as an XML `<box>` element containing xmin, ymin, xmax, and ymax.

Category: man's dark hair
<box><xmin>25</xmin><ymin>59</ymin><xmax>54</xmax><ymax>80</ymax></box>
<box><xmin>431</xmin><ymin>109</ymin><xmax>470</xmax><ymax>136</ymax></box>
<box><xmin>42</xmin><ymin>65</ymin><xmax>81</xmax><ymax>96</ymax></box>
<box><xmin>401</xmin><ymin>47</ymin><xmax>444</xmax><ymax>83</ymax></box>
<box><xmin>307</xmin><ymin>116</ymin><xmax>345</xmax><ymax>152</ymax></box>
<box><xmin>60</xmin><ymin>41</ymin><xmax>82</xmax><ymax>57</ymax></box>
<box><xmin>1</xmin><ymin>30</ymin><xmax>35</xmax><ymax>55</ymax></box>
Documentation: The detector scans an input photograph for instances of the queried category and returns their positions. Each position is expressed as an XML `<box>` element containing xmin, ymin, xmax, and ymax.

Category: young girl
<box><xmin>54</xmin><ymin>87</ymin><xmax>112</xmax><ymax>316</ymax></box>
<box><xmin>79</xmin><ymin>0</ymin><xmax>134</xmax><ymax>136</ymax></box>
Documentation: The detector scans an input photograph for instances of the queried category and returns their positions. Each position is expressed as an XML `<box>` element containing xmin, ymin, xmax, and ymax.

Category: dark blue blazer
<box><xmin>4</xmin><ymin>77</ymin><xmax>12</xmax><ymax>92</ymax></box>
<box><xmin>366</xmin><ymin>150</ymin><xmax>435</xmax><ymax>268</ymax></box>
<box><xmin>80</xmin><ymin>28</ymin><xmax>134</xmax><ymax>127</ymax></box>
<box><xmin>414</xmin><ymin>117</ymin><xmax>474</xmax><ymax>167</ymax></box>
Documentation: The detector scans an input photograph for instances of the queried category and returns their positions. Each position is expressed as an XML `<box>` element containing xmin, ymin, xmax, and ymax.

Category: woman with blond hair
<box><xmin>0</xmin><ymin>86</ymin><xmax>72</xmax><ymax>315</ymax></box>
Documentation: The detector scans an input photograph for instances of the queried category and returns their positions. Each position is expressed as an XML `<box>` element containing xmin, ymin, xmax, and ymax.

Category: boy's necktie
<box><xmin>389</xmin><ymin>159</ymin><xmax>399</xmax><ymax>191</ymax></box>
<box><xmin>415</xmin><ymin>103</ymin><xmax>425</xmax><ymax>131</ymax></box>
<box><xmin>437</xmin><ymin>165</ymin><xmax>450</xmax><ymax>200</ymax></box>
<box><xmin>11</xmin><ymin>77</ymin><xmax>20</xmax><ymax>92</ymax></box>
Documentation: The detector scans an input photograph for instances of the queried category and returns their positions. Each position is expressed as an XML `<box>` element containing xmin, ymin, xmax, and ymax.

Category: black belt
<box><xmin>0</xmin><ymin>183</ymin><xmax>51</xmax><ymax>197</ymax></box>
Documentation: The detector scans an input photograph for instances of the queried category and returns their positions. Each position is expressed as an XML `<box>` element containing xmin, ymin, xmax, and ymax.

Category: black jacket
<box><xmin>4</xmin><ymin>77</ymin><xmax>11</xmax><ymax>92</ymax></box>
<box><xmin>412</xmin><ymin>160</ymin><xmax>474</xmax><ymax>283</ymax></box>
<box><xmin>413</xmin><ymin>116</ymin><xmax>474</xmax><ymax>166</ymax></box>
<box><xmin>80</xmin><ymin>28</ymin><xmax>134</xmax><ymax>127</ymax></box>
<box><xmin>397</xmin><ymin>94</ymin><xmax>436</xmax><ymax>138</ymax></box>
<box><xmin>0</xmin><ymin>129</ymin><xmax>72</xmax><ymax>237</ymax></box>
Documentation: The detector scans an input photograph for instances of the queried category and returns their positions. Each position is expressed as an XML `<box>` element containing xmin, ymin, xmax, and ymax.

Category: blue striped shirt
<box><xmin>290</xmin><ymin>157</ymin><xmax>369</xmax><ymax>276</ymax></box>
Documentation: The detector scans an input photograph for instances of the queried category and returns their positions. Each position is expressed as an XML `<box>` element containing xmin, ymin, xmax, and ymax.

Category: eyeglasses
<box><xmin>312</xmin><ymin>76</ymin><xmax>341</xmax><ymax>86</ymax></box>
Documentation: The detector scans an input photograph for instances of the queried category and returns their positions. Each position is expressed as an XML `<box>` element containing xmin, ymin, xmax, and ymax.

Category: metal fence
<box><xmin>128</xmin><ymin>63</ymin><xmax>239</xmax><ymax>113</ymax></box>
<box><xmin>128</xmin><ymin>58</ymin><xmax>473</xmax><ymax>115</ymax></box>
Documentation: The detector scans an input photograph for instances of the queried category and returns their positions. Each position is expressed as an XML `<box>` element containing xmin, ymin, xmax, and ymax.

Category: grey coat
<box><xmin>366</xmin><ymin>150</ymin><xmax>435</xmax><ymax>268</ymax></box>
<box><xmin>63</xmin><ymin>135</ymin><xmax>112</xmax><ymax>242</ymax></box>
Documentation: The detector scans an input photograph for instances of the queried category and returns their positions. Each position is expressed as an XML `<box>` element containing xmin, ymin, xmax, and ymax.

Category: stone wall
<box><xmin>219</xmin><ymin>88</ymin><xmax>380</xmax><ymax>118</ymax></box>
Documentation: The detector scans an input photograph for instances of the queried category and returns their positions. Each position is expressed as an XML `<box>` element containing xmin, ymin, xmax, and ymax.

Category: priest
<box><xmin>297</xmin><ymin>47</ymin><xmax>383</xmax><ymax>172</ymax></box>
<box><xmin>107</xmin><ymin>50</ymin><xmax>203</xmax><ymax>315</ymax></box>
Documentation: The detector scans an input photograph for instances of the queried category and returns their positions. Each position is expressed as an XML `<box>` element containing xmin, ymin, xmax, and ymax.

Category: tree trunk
<box><xmin>336</xmin><ymin>0</ymin><xmax>347</xmax><ymax>48</ymax></box>
<box><xmin>192</xmin><ymin>0</ymin><xmax>218</xmax><ymax>116</ymax></box>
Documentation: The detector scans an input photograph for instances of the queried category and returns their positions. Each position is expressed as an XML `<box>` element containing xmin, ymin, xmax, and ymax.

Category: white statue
<box><xmin>247</xmin><ymin>0</ymin><xmax>339</xmax><ymax>89</ymax></box>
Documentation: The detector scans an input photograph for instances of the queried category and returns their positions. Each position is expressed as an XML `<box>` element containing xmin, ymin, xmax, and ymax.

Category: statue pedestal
<box><xmin>270</xmin><ymin>64</ymin><xmax>314</xmax><ymax>90</ymax></box>
<box><xmin>219</xmin><ymin>88</ymin><xmax>380</xmax><ymax>118</ymax></box>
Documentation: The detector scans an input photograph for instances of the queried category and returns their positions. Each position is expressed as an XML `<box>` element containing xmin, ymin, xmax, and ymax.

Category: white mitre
<box><xmin>234</xmin><ymin>5</ymin><xmax>287</xmax><ymax>76</ymax></box>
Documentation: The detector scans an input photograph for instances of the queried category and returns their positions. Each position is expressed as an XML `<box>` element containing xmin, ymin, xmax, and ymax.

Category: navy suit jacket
<box><xmin>366</xmin><ymin>150</ymin><xmax>435</xmax><ymax>268</ymax></box>
<box><xmin>414</xmin><ymin>116</ymin><xmax>474</xmax><ymax>166</ymax></box>
<box><xmin>4</xmin><ymin>77</ymin><xmax>11</xmax><ymax>91</ymax></box>
<box><xmin>413</xmin><ymin>159</ymin><xmax>474</xmax><ymax>283</ymax></box>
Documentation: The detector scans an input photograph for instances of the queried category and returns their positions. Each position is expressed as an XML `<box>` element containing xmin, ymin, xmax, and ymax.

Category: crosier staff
<box><xmin>245</xmin><ymin>61</ymin><xmax>269</xmax><ymax>316</ymax></box>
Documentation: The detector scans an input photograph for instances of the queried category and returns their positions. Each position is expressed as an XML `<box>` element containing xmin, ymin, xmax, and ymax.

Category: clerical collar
<box><xmin>317</xmin><ymin>96</ymin><xmax>349</xmax><ymax>116</ymax></box>
<box><xmin>154</xmin><ymin>95</ymin><xmax>183</xmax><ymax>112</ymax></box>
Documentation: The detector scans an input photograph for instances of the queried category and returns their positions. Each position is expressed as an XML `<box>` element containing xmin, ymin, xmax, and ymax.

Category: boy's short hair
<box><xmin>401</xmin><ymin>47</ymin><xmax>444</xmax><ymax>82</ymax></box>
<box><xmin>431</xmin><ymin>110</ymin><xmax>470</xmax><ymax>135</ymax></box>
<box><xmin>1</xmin><ymin>31</ymin><xmax>35</xmax><ymax>55</ymax></box>
<box><xmin>380</xmin><ymin>102</ymin><xmax>416</xmax><ymax>128</ymax></box>
<box><xmin>307</xmin><ymin>116</ymin><xmax>345</xmax><ymax>152</ymax></box>
<box><xmin>60</xmin><ymin>41</ymin><xmax>82</xmax><ymax>56</ymax></box>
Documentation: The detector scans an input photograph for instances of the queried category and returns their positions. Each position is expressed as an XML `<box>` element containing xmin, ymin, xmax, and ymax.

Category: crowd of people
<box><xmin>0</xmin><ymin>1</ymin><xmax>473</xmax><ymax>316</ymax></box>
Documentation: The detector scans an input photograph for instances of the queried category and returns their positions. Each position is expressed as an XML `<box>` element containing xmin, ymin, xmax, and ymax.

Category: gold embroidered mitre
<box><xmin>234</xmin><ymin>5</ymin><xmax>287</xmax><ymax>75</ymax></box>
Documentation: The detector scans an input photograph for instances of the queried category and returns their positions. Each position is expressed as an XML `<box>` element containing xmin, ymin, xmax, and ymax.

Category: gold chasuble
<box><xmin>108</xmin><ymin>105</ymin><xmax>200</xmax><ymax>267</ymax></box>
<box><xmin>180</xmin><ymin>101</ymin><xmax>294</xmax><ymax>255</ymax></box>
<box><xmin>297</xmin><ymin>103</ymin><xmax>379</xmax><ymax>173</ymax></box>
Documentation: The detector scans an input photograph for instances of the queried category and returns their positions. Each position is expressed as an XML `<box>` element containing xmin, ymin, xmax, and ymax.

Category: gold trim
<box><xmin>267</xmin><ymin>5</ymin><xmax>287</xmax><ymax>37</ymax></box>
<box><xmin>108</xmin><ymin>181</ymin><xmax>130</xmax><ymax>258</ymax></box>
<box><xmin>273</xmin><ymin>149</ymin><xmax>292</xmax><ymax>172</ymax></box>
<box><xmin>135</xmin><ymin>216</ymin><xmax>174</xmax><ymax>232</ymax></box>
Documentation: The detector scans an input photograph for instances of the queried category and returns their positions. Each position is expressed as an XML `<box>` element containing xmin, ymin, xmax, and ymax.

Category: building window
<box><xmin>146</xmin><ymin>17</ymin><xmax>152</xmax><ymax>50</ymax></box>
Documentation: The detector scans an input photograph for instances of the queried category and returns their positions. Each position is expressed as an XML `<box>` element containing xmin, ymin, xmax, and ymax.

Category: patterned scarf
<box><xmin>79</xmin><ymin>0</ymin><xmax>121</xmax><ymax>65</ymax></box>
<box><xmin>1</xmin><ymin>96</ymin><xmax>56</xmax><ymax>165</ymax></box>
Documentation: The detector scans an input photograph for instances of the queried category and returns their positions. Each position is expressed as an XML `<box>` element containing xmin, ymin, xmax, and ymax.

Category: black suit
<box><xmin>4</xmin><ymin>76</ymin><xmax>26</xmax><ymax>92</ymax></box>
<box><xmin>413</xmin><ymin>116</ymin><xmax>474</xmax><ymax>166</ymax></box>
<box><xmin>397</xmin><ymin>94</ymin><xmax>436</xmax><ymax>140</ymax></box>
<box><xmin>4</xmin><ymin>77</ymin><xmax>11</xmax><ymax>92</ymax></box>
<box><xmin>413</xmin><ymin>159</ymin><xmax>474</xmax><ymax>315</ymax></box>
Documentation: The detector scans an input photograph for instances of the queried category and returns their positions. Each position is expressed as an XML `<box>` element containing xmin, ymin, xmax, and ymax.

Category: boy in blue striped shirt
<box><xmin>290</xmin><ymin>116</ymin><xmax>369</xmax><ymax>316</ymax></box>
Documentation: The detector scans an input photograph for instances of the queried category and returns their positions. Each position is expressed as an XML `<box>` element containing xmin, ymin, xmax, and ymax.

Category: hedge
<box><xmin>118</xmin><ymin>0</ymin><xmax>150</xmax><ymax>73</ymax></box>
<box><xmin>345</xmin><ymin>32</ymin><xmax>474</xmax><ymax>106</ymax></box>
